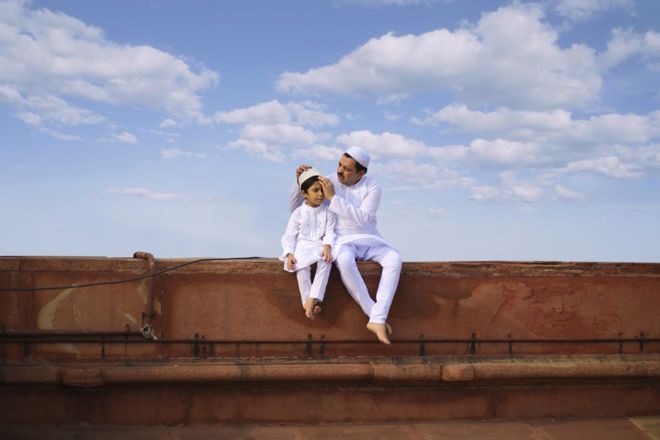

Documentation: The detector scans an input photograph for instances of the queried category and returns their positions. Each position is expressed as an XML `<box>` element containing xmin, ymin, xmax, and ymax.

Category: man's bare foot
<box><xmin>304</xmin><ymin>298</ymin><xmax>322</xmax><ymax>319</ymax></box>
<box><xmin>367</xmin><ymin>322</ymin><xmax>391</xmax><ymax>345</ymax></box>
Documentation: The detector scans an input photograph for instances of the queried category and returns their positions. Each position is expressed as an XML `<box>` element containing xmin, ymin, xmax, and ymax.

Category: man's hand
<box><xmin>318</xmin><ymin>176</ymin><xmax>335</xmax><ymax>200</ymax></box>
<box><xmin>286</xmin><ymin>253</ymin><xmax>297</xmax><ymax>271</ymax></box>
<box><xmin>296</xmin><ymin>164</ymin><xmax>312</xmax><ymax>181</ymax></box>
<box><xmin>321</xmin><ymin>244</ymin><xmax>332</xmax><ymax>262</ymax></box>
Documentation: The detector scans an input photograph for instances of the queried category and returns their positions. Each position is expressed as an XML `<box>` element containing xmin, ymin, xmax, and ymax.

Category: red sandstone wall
<box><xmin>1</xmin><ymin>257</ymin><xmax>659</xmax><ymax>358</ymax></box>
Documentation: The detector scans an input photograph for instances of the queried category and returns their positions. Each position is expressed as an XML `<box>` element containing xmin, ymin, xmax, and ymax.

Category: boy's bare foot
<box><xmin>367</xmin><ymin>322</ymin><xmax>391</xmax><ymax>345</ymax></box>
<box><xmin>304</xmin><ymin>298</ymin><xmax>322</xmax><ymax>319</ymax></box>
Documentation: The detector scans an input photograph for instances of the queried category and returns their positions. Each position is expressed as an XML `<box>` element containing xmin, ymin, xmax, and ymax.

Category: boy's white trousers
<box><xmin>295</xmin><ymin>260</ymin><xmax>332</xmax><ymax>305</ymax></box>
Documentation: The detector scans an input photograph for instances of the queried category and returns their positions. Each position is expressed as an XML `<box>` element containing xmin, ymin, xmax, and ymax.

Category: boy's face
<box><xmin>302</xmin><ymin>181</ymin><xmax>325</xmax><ymax>207</ymax></box>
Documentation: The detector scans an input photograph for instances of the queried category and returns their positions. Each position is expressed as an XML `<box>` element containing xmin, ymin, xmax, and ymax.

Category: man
<box><xmin>290</xmin><ymin>146</ymin><xmax>402</xmax><ymax>344</ymax></box>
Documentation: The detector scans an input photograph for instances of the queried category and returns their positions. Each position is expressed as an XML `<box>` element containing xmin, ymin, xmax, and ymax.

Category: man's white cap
<box><xmin>345</xmin><ymin>146</ymin><xmax>370</xmax><ymax>168</ymax></box>
<box><xmin>298</xmin><ymin>167</ymin><xmax>321</xmax><ymax>187</ymax></box>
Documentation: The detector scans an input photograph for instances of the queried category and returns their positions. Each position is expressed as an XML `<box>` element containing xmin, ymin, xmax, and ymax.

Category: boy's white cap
<box><xmin>345</xmin><ymin>146</ymin><xmax>370</xmax><ymax>168</ymax></box>
<box><xmin>298</xmin><ymin>167</ymin><xmax>321</xmax><ymax>187</ymax></box>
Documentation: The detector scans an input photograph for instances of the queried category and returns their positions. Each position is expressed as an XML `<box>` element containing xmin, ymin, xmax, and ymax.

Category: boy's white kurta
<box><xmin>289</xmin><ymin>174</ymin><xmax>402</xmax><ymax>324</ymax></box>
<box><xmin>280</xmin><ymin>203</ymin><xmax>336</xmax><ymax>305</ymax></box>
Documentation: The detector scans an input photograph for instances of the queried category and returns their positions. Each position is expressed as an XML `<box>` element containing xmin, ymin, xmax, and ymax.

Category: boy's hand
<box><xmin>286</xmin><ymin>253</ymin><xmax>297</xmax><ymax>270</ymax></box>
<box><xmin>321</xmin><ymin>245</ymin><xmax>332</xmax><ymax>262</ymax></box>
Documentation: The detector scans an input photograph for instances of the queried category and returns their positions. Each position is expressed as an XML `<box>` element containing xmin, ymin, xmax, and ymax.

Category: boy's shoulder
<box><xmin>290</xmin><ymin>204</ymin><xmax>305</xmax><ymax>218</ymax></box>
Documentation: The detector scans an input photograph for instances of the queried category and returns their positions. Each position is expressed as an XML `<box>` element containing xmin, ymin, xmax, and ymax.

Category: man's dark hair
<box><xmin>344</xmin><ymin>153</ymin><xmax>368</xmax><ymax>173</ymax></box>
<box><xmin>300</xmin><ymin>175</ymin><xmax>320</xmax><ymax>193</ymax></box>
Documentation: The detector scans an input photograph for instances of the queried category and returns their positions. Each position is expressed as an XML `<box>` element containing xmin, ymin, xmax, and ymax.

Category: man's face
<box><xmin>336</xmin><ymin>155</ymin><xmax>365</xmax><ymax>186</ymax></box>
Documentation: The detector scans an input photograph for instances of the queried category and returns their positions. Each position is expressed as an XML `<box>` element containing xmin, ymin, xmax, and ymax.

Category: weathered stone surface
<box><xmin>1</xmin><ymin>256</ymin><xmax>659</xmax><ymax>358</ymax></box>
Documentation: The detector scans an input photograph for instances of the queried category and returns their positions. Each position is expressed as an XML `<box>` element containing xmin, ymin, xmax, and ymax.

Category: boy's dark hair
<box><xmin>301</xmin><ymin>175</ymin><xmax>320</xmax><ymax>193</ymax></box>
<box><xmin>344</xmin><ymin>153</ymin><xmax>368</xmax><ymax>173</ymax></box>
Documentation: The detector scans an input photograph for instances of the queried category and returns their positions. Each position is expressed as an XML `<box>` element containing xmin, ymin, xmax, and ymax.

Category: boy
<box><xmin>280</xmin><ymin>167</ymin><xmax>336</xmax><ymax>319</ymax></box>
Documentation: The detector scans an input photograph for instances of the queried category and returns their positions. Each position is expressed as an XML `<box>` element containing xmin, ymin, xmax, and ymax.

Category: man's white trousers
<box><xmin>334</xmin><ymin>243</ymin><xmax>402</xmax><ymax>324</ymax></box>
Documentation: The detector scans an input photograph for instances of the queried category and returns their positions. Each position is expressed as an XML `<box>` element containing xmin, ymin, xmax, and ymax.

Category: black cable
<box><xmin>0</xmin><ymin>257</ymin><xmax>265</xmax><ymax>292</ymax></box>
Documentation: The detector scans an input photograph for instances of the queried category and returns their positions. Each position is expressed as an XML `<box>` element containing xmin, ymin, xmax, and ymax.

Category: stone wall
<box><xmin>1</xmin><ymin>256</ymin><xmax>658</xmax><ymax>358</ymax></box>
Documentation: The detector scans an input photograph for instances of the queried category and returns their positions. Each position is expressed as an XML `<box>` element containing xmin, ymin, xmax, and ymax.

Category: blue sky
<box><xmin>1</xmin><ymin>0</ymin><xmax>659</xmax><ymax>262</ymax></box>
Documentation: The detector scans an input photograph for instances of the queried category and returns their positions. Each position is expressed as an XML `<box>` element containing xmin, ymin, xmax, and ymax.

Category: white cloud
<box><xmin>564</xmin><ymin>156</ymin><xmax>642</xmax><ymax>178</ymax></box>
<box><xmin>416</xmin><ymin>105</ymin><xmax>660</xmax><ymax>154</ymax></box>
<box><xmin>553</xmin><ymin>185</ymin><xmax>588</xmax><ymax>201</ymax></box>
<box><xmin>161</xmin><ymin>148</ymin><xmax>206</xmax><ymax>160</ymax></box>
<box><xmin>227</xmin><ymin>138</ymin><xmax>286</xmax><ymax>163</ymax></box>
<box><xmin>293</xmin><ymin>144</ymin><xmax>343</xmax><ymax>162</ymax></box>
<box><xmin>427</xmin><ymin>145</ymin><xmax>468</xmax><ymax>162</ymax></box>
<box><xmin>469</xmin><ymin>172</ymin><xmax>544</xmax><ymax>204</ymax></box>
<box><xmin>112</xmin><ymin>131</ymin><xmax>138</xmax><ymax>144</ymax></box>
<box><xmin>16</xmin><ymin>111</ymin><xmax>41</xmax><ymax>125</ymax></box>
<box><xmin>286</xmin><ymin>101</ymin><xmax>340</xmax><ymax>127</ymax></box>
<box><xmin>39</xmin><ymin>127</ymin><xmax>81</xmax><ymax>141</ymax></box>
<box><xmin>414</xmin><ymin>105</ymin><xmax>572</xmax><ymax>135</ymax></box>
<box><xmin>469</xmin><ymin>185</ymin><xmax>503</xmax><ymax>203</ymax></box>
<box><xmin>377</xmin><ymin>160</ymin><xmax>441</xmax><ymax>186</ymax></box>
<box><xmin>160</xmin><ymin>119</ymin><xmax>178</xmax><ymax>128</ymax></box>
<box><xmin>213</xmin><ymin>100</ymin><xmax>290</xmax><ymax>125</ymax></box>
<box><xmin>403</xmin><ymin>103</ymin><xmax>660</xmax><ymax>195</ymax></box>
<box><xmin>213</xmin><ymin>99</ymin><xmax>339</xmax><ymax>127</ymax></box>
<box><xmin>214</xmin><ymin>100</ymin><xmax>340</xmax><ymax>162</ymax></box>
<box><xmin>336</xmin><ymin>130</ymin><xmax>428</xmax><ymax>157</ymax></box>
<box><xmin>277</xmin><ymin>3</ymin><xmax>601</xmax><ymax>109</ymax></box>
<box><xmin>633</xmin><ymin>144</ymin><xmax>660</xmax><ymax>168</ymax></box>
<box><xmin>241</xmin><ymin>123</ymin><xmax>318</xmax><ymax>147</ymax></box>
<box><xmin>499</xmin><ymin>171</ymin><xmax>544</xmax><ymax>203</ymax></box>
<box><xmin>14</xmin><ymin>108</ymin><xmax>81</xmax><ymax>141</ymax></box>
<box><xmin>598</xmin><ymin>28</ymin><xmax>660</xmax><ymax>71</ymax></box>
<box><xmin>0</xmin><ymin>0</ymin><xmax>218</xmax><ymax>130</ymax></box>
<box><xmin>97</xmin><ymin>131</ymin><xmax>138</xmax><ymax>144</ymax></box>
<box><xmin>1</xmin><ymin>86</ymin><xmax>104</xmax><ymax>127</ymax></box>
<box><xmin>379</xmin><ymin>160</ymin><xmax>475</xmax><ymax>192</ymax></box>
<box><xmin>150</xmin><ymin>129</ymin><xmax>179</xmax><ymax>143</ymax></box>
<box><xmin>554</xmin><ymin>0</ymin><xmax>634</xmax><ymax>22</ymax></box>
<box><xmin>468</xmin><ymin>138</ymin><xmax>542</xmax><ymax>166</ymax></box>
<box><xmin>106</xmin><ymin>187</ymin><xmax>185</xmax><ymax>202</ymax></box>
<box><xmin>570</xmin><ymin>113</ymin><xmax>656</xmax><ymax>145</ymax></box>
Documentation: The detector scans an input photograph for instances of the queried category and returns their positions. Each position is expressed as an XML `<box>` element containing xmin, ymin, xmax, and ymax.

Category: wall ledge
<box><xmin>2</xmin><ymin>256</ymin><xmax>660</xmax><ymax>277</ymax></box>
<box><xmin>2</xmin><ymin>354</ymin><xmax>660</xmax><ymax>386</ymax></box>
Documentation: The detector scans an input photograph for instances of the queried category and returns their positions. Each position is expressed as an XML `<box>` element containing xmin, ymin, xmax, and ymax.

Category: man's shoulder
<box><xmin>362</xmin><ymin>175</ymin><xmax>381</xmax><ymax>189</ymax></box>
